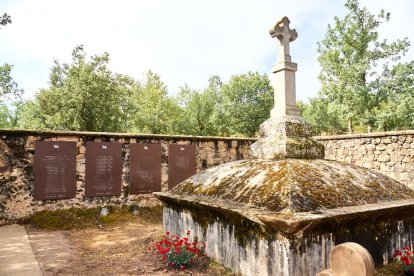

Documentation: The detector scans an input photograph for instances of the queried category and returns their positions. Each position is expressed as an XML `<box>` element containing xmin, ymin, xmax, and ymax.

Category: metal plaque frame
<box><xmin>85</xmin><ymin>142</ymin><xmax>122</xmax><ymax>197</ymax></box>
<box><xmin>33</xmin><ymin>141</ymin><xmax>77</xmax><ymax>200</ymax></box>
<box><xmin>168</xmin><ymin>144</ymin><xmax>196</xmax><ymax>190</ymax></box>
<box><xmin>130</xmin><ymin>143</ymin><xmax>161</xmax><ymax>194</ymax></box>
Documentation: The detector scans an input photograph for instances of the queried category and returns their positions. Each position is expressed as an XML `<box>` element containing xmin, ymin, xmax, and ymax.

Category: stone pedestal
<box><xmin>250</xmin><ymin>116</ymin><xmax>324</xmax><ymax>159</ymax></box>
<box><xmin>270</xmin><ymin>61</ymin><xmax>301</xmax><ymax>118</ymax></box>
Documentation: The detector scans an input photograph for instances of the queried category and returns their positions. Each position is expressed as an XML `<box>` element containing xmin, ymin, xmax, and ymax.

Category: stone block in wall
<box><xmin>390</xmin><ymin>153</ymin><xmax>403</xmax><ymax>162</ymax></box>
<box><xmin>344</xmin><ymin>156</ymin><xmax>352</xmax><ymax>163</ymax></box>
<box><xmin>378</xmin><ymin>154</ymin><xmax>390</xmax><ymax>162</ymax></box>
<box><xmin>24</xmin><ymin>136</ymin><xmax>37</xmax><ymax>152</ymax></box>
<box><xmin>402</xmin><ymin>156</ymin><xmax>413</xmax><ymax>163</ymax></box>
<box><xmin>362</xmin><ymin>154</ymin><xmax>375</xmax><ymax>162</ymax></box>
<box><xmin>380</xmin><ymin>163</ymin><xmax>391</xmax><ymax>172</ymax></box>
<box><xmin>362</xmin><ymin>161</ymin><xmax>373</xmax><ymax>169</ymax></box>
<box><xmin>161</xmin><ymin>164</ymin><xmax>168</xmax><ymax>191</ymax></box>
<box><xmin>400</xmin><ymin>172</ymin><xmax>410</xmax><ymax>181</ymax></box>
<box><xmin>382</xmin><ymin>138</ymin><xmax>391</xmax><ymax>144</ymax></box>
<box><xmin>376</xmin><ymin>144</ymin><xmax>387</xmax><ymax>151</ymax></box>
<box><xmin>54</xmin><ymin>136</ymin><xmax>79</xmax><ymax>142</ymax></box>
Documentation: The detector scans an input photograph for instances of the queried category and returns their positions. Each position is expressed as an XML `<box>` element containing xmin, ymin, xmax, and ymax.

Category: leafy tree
<box><xmin>0</xmin><ymin>13</ymin><xmax>23</xmax><ymax>101</ymax></box>
<box><xmin>173</xmin><ymin>84</ymin><xmax>217</xmax><ymax>136</ymax></box>
<box><xmin>173</xmin><ymin>76</ymin><xmax>228</xmax><ymax>136</ymax></box>
<box><xmin>205</xmin><ymin>76</ymin><xmax>229</xmax><ymax>136</ymax></box>
<box><xmin>220</xmin><ymin>72</ymin><xmax>273</xmax><ymax>137</ymax></box>
<box><xmin>19</xmin><ymin>46</ymin><xmax>134</xmax><ymax>132</ymax></box>
<box><xmin>298</xmin><ymin>99</ymin><xmax>346</xmax><ymax>135</ymax></box>
<box><xmin>317</xmin><ymin>0</ymin><xmax>410</xmax><ymax>133</ymax></box>
<box><xmin>173</xmin><ymin>73</ymin><xmax>273</xmax><ymax>137</ymax></box>
<box><xmin>374</xmin><ymin>62</ymin><xmax>414</xmax><ymax>130</ymax></box>
<box><xmin>0</xmin><ymin>12</ymin><xmax>24</xmax><ymax>129</ymax></box>
<box><xmin>0</xmin><ymin>63</ymin><xmax>23</xmax><ymax>99</ymax></box>
<box><xmin>129</xmin><ymin>70</ymin><xmax>181</xmax><ymax>134</ymax></box>
<box><xmin>0</xmin><ymin>102</ymin><xmax>11</xmax><ymax>128</ymax></box>
<box><xmin>0</xmin><ymin>13</ymin><xmax>11</xmax><ymax>29</ymax></box>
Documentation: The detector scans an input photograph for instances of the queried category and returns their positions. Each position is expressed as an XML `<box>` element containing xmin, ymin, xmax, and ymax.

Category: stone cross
<box><xmin>269</xmin><ymin>16</ymin><xmax>298</xmax><ymax>62</ymax></box>
<box><xmin>269</xmin><ymin>16</ymin><xmax>301</xmax><ymax>118</ymax></box>
<box><xmin>250</xmin><ymin>16</ymin><xmax>325</xmax><ymax>160</ymax></box>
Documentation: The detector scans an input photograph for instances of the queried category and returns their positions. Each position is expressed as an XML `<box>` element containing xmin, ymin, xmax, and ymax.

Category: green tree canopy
<box><xmin>0</xmin><ymin>13</ymin><xmax>11</xmax><ymax>29</ymax></box>
<box><xmin>174</xmin><ymin>72</ymin><xmax>273</xmax><ymax>137</ymax></box>
<box><xmin>1</xmin><ymin>12</ymin><xmax>22</xmax><ymax>99</ymax></box>
<box><xmin>19</xmin><ymin>45</ymin><xmax>135</xmax><ymax>132</ymax></box>
<box><xmin>220</xmin><ymin>72</ymin><xmax>273</xmax><ymax>137</ymax></box>
<box><xmin>299</xmin><ymin>99</ymin><xmax>346</xmax><ymax>135</ymax></box>
<box><xmin>317</xmin><ymin>0</ymin><xmax>410</xmax><ymax>133</ymax></box>
<box><xmin>173</xmin><ymin>76</ymin><xmax>225</xmax><ymax>136</ymax></box>
<box><xmin>0</xmin><ymin>63</ymin><xmax>23</xmax><ymax>99</ymax></box>
<box><xmin>0</xmin><ymin>12</ymin><xmax>23</xmax><ymax>128</ymax></box>
<box><xmin>129</xmin><ymin>70</ymin><xmax>180</xmax><ymax>134</ymax></box>
<box><xmin>374</xmin><ymin>61</ymin><xmax>414</xmax><ymax>130</ymax></box>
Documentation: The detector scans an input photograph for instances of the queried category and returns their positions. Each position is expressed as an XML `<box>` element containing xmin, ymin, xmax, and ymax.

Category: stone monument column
<box><xmin>269</xmin><ymin>16</ymin><xmax>301</xmax><ymax>118</ymax></box>
<box><xmin>250</xmin><ymin>16</ymin><xmax>324</xmax><ymax>160</ymax></box>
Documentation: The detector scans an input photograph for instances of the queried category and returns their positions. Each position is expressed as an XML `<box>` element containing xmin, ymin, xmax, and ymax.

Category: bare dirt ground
<box><xmin>26</xmin><ymin>221</ymin><xmax>233</xmax><ymax>276</ymax></box>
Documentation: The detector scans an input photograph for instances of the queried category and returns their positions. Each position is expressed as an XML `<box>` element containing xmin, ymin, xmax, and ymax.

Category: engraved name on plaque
<box><xmin>130</xmin><ymin>143</ymin><xmax>161</xmax><ymax>194</ymax></box>
<box><xmin>34</xmin><ymin>141</ymin><xmax>77</xmax><ymax>200</ymax></box>
<box><xmin>85</xmin><ymin>142</ymin><xmax>122</xmax><ymax>197</ymax></box>
<box><xmin>168</xmin><ymin>144</ymin><xmax>196</xmax><ymax>190</ymax></box>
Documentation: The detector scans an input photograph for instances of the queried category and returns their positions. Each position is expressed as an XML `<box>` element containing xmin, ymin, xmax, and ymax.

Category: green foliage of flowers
<box><xmin>394</xmin><ymin>245</ymin><xmax>414</xmax><ymax>274</ymax></box>
<box><xmin>148</xmin><ymin>230</ymin><xmax>206</xmax><ymax>271</ymax></box>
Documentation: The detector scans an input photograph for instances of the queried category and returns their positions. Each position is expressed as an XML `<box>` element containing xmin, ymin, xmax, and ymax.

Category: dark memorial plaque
<box><xmin>34</xmin><ymin>141</ymin><xmax>77</xmax><ymax>200</ymax></box>
<box><xmin>168</xmin><ymin>144</ymin><xmax>196</xmax><ymax>190</ymax></box>
<box><xmin>130</xmin><ymin>143</ymin><xmax>161</xmax><ymax>194</ymax></box>
<box><xmin>85</xmin><ymin>142</ymin><xmax>122</xmax><ymax>197</ymax></box>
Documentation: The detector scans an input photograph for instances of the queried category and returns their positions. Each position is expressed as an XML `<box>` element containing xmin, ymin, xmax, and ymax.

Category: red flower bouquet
<box><xmin>148</xmin><ymin>230</ymin><xmax>206</xmax><ymax>271</ymax></box>
<box><xmin>394</xmin><ymin>246</ymin><xmax>414</xmax><ymax>275</ymax></box>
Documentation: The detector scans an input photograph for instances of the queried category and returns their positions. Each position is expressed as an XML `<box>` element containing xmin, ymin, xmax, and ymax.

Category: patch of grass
<box><xmin>24</xmin><ymin>205</ymin><xmax>163</xmax><ymax>230</ymax></box>
<box><xmin>25</xmin><ymin>208</ymin><xmax>99</xmax><ymax>230</ymax></box>
<box><xmin>132</xmin><ymin>205</ymin><xmax>163</xmax><ymax>224</ymax></box>
<box><xmin>376</xmin><ymin>262</ymin><xmax>404</xmax><ymax>276</ymax></box>
<box><xmin>207</xmin><ymin>259</ymin><xmax>239</xmax><ymax>276</ymax></box>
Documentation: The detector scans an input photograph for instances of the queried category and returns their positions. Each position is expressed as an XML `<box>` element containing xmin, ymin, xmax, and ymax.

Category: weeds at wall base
<box><xmin>21</xmin><ymin>205</ymin><xmax>163</xmax><ymax>230</ymax></box>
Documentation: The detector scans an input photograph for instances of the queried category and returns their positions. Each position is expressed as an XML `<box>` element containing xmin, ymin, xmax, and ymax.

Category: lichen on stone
<box><xmin>170</xmin><ymin>158</ymin><xmax>414</xmax><ymax>213</ymax></box>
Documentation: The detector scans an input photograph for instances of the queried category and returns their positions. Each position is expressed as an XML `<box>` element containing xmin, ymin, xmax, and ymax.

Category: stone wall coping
<box><xmin>314</xmin><ymin>130</ymin><xmax>414</xmax><ymax>141</ymax></box>
<box><xmin>3</xmin><ymin>128</ymin><xmax>413</xmax><ymax>143</ymax></box>
<box><xmin>0</xmin><ymin>128</ymin><xmax>257</xmax><ymax>142</ymax></box>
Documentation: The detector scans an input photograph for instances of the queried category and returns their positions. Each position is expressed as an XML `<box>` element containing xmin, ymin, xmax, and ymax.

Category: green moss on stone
<box><xmin>162</xmin><ymin>196</ymin><xmax>274</xmax><ymax>246</ymax></box>
<box><xmin>170</xmin><ymin>159</ymin><xmax>414</xmax><ymax>213</ymax></box>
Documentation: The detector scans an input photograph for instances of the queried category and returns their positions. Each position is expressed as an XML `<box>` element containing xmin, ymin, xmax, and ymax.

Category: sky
<box><xmin>0</xmin><ymin>0</ymin><xmax>413</xmax><ymax>102</ymax></box>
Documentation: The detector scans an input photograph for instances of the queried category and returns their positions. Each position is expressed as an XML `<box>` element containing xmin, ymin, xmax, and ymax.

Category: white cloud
<box><xmin>0</xmin><ymin>0</ymin><xmax>413</xmax><ymax>102</ymax></box>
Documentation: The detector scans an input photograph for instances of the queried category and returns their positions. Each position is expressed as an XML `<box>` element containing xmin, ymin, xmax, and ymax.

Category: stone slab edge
<box><xmin>154</xmin><ymin>192</ymin><xmax>414</xmax><ymax>234</ymax></box>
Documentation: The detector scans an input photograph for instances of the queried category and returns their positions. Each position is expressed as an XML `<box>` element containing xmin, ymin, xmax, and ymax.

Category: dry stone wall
<box><xmin>2</xmin><ymin>129</ymin><xmax>414</xmax><ymax>221</ymax></box>
<box><xmin>315</xmin><ymin>131</ymin><xmax>414</xmax><ymax>189</ymax></box>
<box><xmin>0</xmin><ymin>129</ymin><xmax>252</xmax><ymax>221</ymax></box>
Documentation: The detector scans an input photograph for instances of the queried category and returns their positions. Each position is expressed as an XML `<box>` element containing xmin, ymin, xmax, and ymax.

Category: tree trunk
<box><xmin>367</xmin><ymin>124</ymin><xmax>372</xmax><ymax>133</ymax></box>
<box><xmin>348</xmin><ymin>118</ymin><xmax>353</xmax><ymax>134</ymax></box>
